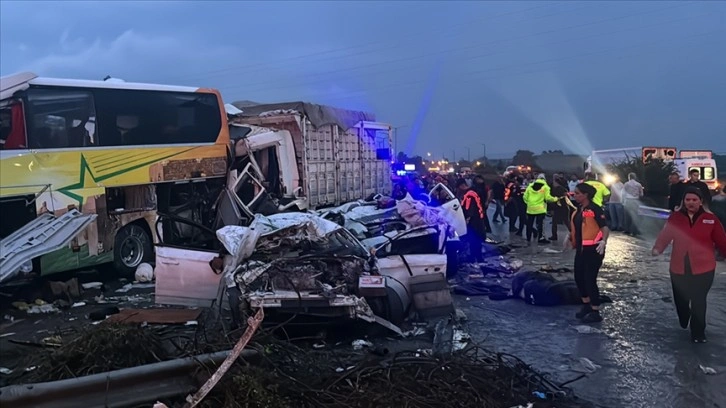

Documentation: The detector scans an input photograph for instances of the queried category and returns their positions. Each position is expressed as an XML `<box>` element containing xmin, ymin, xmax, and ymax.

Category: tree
<box><xmin>512</xmin><ymin>150</ymin><xmax>536</xmax><ymax>166</ymax></box>
<box><xmin>396</xmin><ymin>152</ymin><xmax>408</xmax><ymax>163</ymax></box>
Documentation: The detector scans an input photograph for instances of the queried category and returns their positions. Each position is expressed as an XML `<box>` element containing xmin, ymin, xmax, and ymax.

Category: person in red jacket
<box><xmin>652</xmin><ymin>187</ymin><xmax>726</xmax><ymax>343</ymax></box>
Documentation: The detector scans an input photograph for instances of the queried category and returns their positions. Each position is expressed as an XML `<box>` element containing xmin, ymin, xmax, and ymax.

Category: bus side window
<box><xmin>26</xmin><ymin>88</ymin><xmax>96</xmax><ymax>149</ymax></box>
<box><xmin>0</xmin><ymin>102</ymin><xmax>27</xmax><ymax>150</ymax></box>
<box><xmin>94</xmin><ymin>88</ymin><xmax>222</xmax><ymax>147</ymax></box>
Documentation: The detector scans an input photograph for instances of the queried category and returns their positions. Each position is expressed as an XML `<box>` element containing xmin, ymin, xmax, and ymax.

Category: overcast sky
<box><xmin>1</xmin><ymin>1</ymin><xmax>724</xmax><ymax>159</ymax></box>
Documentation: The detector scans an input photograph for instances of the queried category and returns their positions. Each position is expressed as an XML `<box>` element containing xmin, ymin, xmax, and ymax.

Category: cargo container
<box><xmin>229</xmin><ymin>101</ymin><xmax>393</xmax><ymax>209</ymax></box>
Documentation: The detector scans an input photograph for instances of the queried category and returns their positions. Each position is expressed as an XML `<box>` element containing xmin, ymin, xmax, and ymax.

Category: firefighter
<box><xmin>523</xmin><ymin>173</ymin><xmax>558</xmax><ymax>244</ymax></box>
<box><xmin>584</xmin><ymin>172</ymin><xmax>611</xmax><ymax>208</ymax></box>
<box><xmin>457</xmin><ymin>178</ymin><xmax>486</xmax><ymax>263</ymax></box>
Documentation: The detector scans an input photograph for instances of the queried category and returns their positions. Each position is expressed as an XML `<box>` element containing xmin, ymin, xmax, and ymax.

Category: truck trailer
<box><xmin>228</xmin><ymin>101</ymin><xmax>393</xmax><ymax>210</ymax></box>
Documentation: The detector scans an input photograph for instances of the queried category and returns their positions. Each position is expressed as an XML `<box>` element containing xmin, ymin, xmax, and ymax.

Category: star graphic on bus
<box><xmin>57</xmin><ymin>154</ymin><xmax>104</xmax><ymax>205</ymax></box>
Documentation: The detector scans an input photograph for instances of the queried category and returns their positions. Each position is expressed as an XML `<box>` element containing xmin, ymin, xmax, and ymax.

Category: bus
<box><xmin>0</xmin><ymin>72</ymin><xmax>230</xmax><ymax>284</ymax></box>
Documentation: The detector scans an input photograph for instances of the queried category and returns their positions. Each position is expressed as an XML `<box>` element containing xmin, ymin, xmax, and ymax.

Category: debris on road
<box><xmin>571</xmin><ymin>325</ymin><xmax>604</xmax><ymax>334</ymax></box>
<box><xmin>104</xmin><ymin>308</ymin><xmax>201</xmax><ymax>325</ymax></box>
<box><xmin>699</xmin><ymin>365</ymin><xmax>717</xmax><ymax>375</ymax></box>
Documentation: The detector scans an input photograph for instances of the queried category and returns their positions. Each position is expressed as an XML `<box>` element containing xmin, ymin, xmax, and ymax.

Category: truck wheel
<box><xmin>113</xmin><ymin>224</ymin><xmax>153</xmax><ymax>279</ymax></box>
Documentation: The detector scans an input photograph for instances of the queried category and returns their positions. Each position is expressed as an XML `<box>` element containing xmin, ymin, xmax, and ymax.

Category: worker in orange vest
<box><xmin>457</xmin><ymin>178</ymin><xmax>486</xmax><ymax>263</ymax></box>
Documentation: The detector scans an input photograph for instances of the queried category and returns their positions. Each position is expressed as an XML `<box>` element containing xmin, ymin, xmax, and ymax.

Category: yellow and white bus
<box><xmin>0</xmin><ymin>72</ymin><xmax>230</xmax><ymax>283</ymax></box>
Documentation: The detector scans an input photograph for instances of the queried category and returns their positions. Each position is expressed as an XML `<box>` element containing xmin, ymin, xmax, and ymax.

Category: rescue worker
<box><xmin>523</xmin><ymin>173</ymin><xmax>558</xmax><ymax>244</ymax></box>
<box><xmin>472</xmin><ymin>175</ymin><xmax>493</xmax><ymax>233</ymax></box>
<box><xmin>565</xmin><ymin>182</ymin><xmax>610</xmax><ymax>323</ymax></box>
<box><xmin>652</xmin><ymin>187</ymin><xmax>726</xmax><ymax>343</ymax></box>
<box><xmin>457</xmin><ymin>178</ymin><xmax>486</xmax><ymax>263</ymax></box>
<box><xmin>584</xmin><ymin>172</ymin><xmax>610</xmax><ymax>208</ymax></box>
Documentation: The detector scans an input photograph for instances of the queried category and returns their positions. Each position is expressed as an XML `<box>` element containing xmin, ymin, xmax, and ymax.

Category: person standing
<box><xmin>568</xmin><ymin>174</ymin><xmax>579</xmax><ymax>193</ymax></box>
<box><xmin>523</xmin><ymin>173</ymin><xmax>558</xmax><ymax>244</ymax></box>
<box><xmin>584</xmin><ymin>172</ymin><xmax>610</xmax><ymax>208</ymax></box>
<box><xmin>491</xmin><ymin>176</ymin><xmax>507</xmax><ymax>223</ymax></box>
<box><xmin>622</xmin><ymin>173</ymin><xmax>644</xmax><ymax>236</ymax></box>
<box><xmin>504</xmin><ymin>175</ymin><xmax>524</xmax><ymax>235</ymax></box>
<box><xmin>549</xmin><ymin>176</ymin><xmax>572</xmax><ymax>241</ymax></box>
<box><xmin>457</xmin><ymin>179</ymin><xmax>486</xmax><ymax>263</ymax></box>
<box><xmin>608</xmin><ymin>176</ymin><xmax>625</xmax><ymax>231</ymax></box>
<box><xmin>668</xmin><ymin>172</ymin><xmax>686</xmax><ymax>211</ymax></box>
<box><xmin>472</xmin><ymin>175</ymin><xmax>493</xmax><ymax>233</ymax></box>
<box><xmin>651</xmin><ymin>187</ymin><xmax>726</xmax><ymax>343</ymax></box>
<box><xmin>684</xmin><ymin>169</ymin><xmax>711</xmax><ymax>208</ymax></box>
<box><xmin>565</xmin><ymin>183</ymin><xmax>610</xmax><ymax>323</ymax></box>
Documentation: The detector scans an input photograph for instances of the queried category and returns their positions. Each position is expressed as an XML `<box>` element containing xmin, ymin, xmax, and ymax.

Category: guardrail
<box><xmin>638</xmin><ymin>205</ymin><xmax>671</xmax><ymax>220</ymax></box>
<box><xmin>0</xmin><ymin>349</ymin><xmax>259</xmax><ymax>408</ymax></box>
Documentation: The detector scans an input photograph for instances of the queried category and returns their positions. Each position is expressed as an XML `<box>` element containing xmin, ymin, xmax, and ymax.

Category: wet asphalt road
<box><xmin>457</xmin><ymin>212</ymin><xmax>726</xmax><ymax>408</ymax></box>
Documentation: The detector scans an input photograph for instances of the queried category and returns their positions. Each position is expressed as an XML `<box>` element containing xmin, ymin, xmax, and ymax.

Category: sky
<box><xmin>1</xmin><ymin>1</ymin><xmax>724</xmax><ymax>160</ymax></box>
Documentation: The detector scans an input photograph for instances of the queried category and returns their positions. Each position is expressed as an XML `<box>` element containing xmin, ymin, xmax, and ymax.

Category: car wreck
<box><xmin>154</xmin><ymin>184</ymin><xmax>467</xmax><ymax>332</ymax></box>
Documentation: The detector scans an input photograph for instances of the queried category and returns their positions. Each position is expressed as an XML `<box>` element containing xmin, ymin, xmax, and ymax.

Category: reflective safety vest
<box><xmin>504</xmin><ymin>182</ymin><xmax>514</xmax><ymax>202</ymax></box>
<box><xmin>462</xmin><ymin>190</ymin><xmax>484</xmax><ymax>218</ymax></box>
<box><xmin>585</xmin><ymin>180</ymin><xmax>610</xmax><ymax>208</ymax></box>
<box><xmin>570</xmin><ymin>208</ymin><xmax>605</xmax><ymax>247</ymax></box>
<box><xmin>523</xmin><ymin>180</ymin><xmax>557</xmax><ymax>215</ymax></box>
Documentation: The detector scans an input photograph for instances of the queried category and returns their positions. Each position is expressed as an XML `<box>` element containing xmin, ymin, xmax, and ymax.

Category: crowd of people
<box><xmin>393</xmin><ymin>168</ymin><xmax>726</xmax><ymax>342</ymax></box>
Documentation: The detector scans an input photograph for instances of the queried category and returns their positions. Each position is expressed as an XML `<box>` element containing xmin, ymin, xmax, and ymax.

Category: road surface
<box><xmin>457</xmin><ymin>211</ymin><xmax>726</xmax><ymax>408</ymax></box>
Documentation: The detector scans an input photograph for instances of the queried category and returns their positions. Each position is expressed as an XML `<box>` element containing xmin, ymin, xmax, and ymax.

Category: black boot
<box><xmin>582</xmin><ymin>310</ymin><xmax>603</xmax><ymax>323</ymax></box>
<box><xmin>576</xmin><ymin>304</ymin><xmax>592</xmax><ymax>319</ymax></box>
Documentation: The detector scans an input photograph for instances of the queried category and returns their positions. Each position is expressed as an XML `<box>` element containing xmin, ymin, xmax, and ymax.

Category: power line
<box><xmin>218</xmin><ymin>2</ymin><xmax>695</xmax><ymax>97</ymax></box>
<box><xmin>166</xmin><ymin>2</ymin><xmax>559</xmax><ymax>83</ymax></box>
<box><xmin>224</xmin><ymin>25</ymin><xmax>723</xmax><ymax>107</ymax></box>
<box><xmin>224</xmin><ymin>6</ymin><xmax>706</xmax><ymax>97</ymax></box>
<box><xmin>314</xmin><ymin>31</ymin><xmax>725</xmax><ymax>107</ymax></box>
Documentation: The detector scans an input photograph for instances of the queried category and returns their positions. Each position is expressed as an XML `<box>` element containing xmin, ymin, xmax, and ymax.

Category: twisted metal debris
<box><xmin>191</xmin><ymin>342</ymin><xmax>593</xmax><ymax>408</ymax></box>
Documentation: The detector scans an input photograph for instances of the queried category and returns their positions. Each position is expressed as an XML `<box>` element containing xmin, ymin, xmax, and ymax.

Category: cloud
<box><xmin>18</xmin><ymin>29</ymin><xmax>236</xmax><ymax>84</ymax></box>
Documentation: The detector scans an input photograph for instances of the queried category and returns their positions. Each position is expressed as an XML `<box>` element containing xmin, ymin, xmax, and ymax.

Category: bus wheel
<box><xmin>113</xmin><ymin>224</ymin><xmax>153</xmax><ymax>278</ymax></box>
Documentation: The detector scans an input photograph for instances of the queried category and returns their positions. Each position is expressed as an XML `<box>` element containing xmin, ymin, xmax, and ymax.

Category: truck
<box><xmin>227</xmin><ymin>101</ymin><xmax>393</xmax><ymax>210</ymax></box>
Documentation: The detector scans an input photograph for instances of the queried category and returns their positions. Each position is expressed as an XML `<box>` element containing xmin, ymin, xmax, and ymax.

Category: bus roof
<box><xmin>1</xmin><ymin>71</ymin><xmax>202</xmax><ymax>100</ymax></box>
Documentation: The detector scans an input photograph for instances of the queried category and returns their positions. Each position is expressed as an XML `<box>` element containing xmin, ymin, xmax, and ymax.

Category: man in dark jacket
<box><xmin>685</xmin><ymin>169</ymin><xmax>711</xmax><ymax>208</ymax></box>
<box><xmin>491</xmin><ymin>177</ymin><xmax>507</xmax><ymax>223</ymax></box>
<box><xmin>472</xmin><ymin>175</ymin><xmax>492</xmax><ymax>233</ymax></box>
<box><xmin>457</xmin><ymin>178</ymin><xmax>486</xmax><ymax>263</ymax></box>
<box><xmin>668</xmin><ymin>172</ymin><xmax>685</xmax><ymax>211</ymax></box>
<box><xmin>504</xmin><ymin>175</ymin><xmax>525</xmax><ymax>236</ymax></box>
<box><xmin>549</xmin><ymin>176</ymin><xmax>571</xmax><ymax>241</ymax></box>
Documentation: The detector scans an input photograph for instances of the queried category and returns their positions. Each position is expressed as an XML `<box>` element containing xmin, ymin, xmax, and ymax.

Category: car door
<box><xmin>373</xmin><ymin>225</ymin><xmax>448</xmax><ymax>294</ymax></box>
<box><xmin>428</xmin><ymin>183</ymin><xmax>467</xmax><ymax>236</ymax></box>
<box><xmin>154</xmin><ymin>214</ymin><xmax>223</xmax><ymax>308</ymax></box>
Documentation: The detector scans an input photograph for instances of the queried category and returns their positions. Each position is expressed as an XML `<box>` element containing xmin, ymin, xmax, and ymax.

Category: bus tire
<box><xmin>113</xmin><ymin>223</ymin><xmax>153</xmax><ymax>278</ymax></box>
